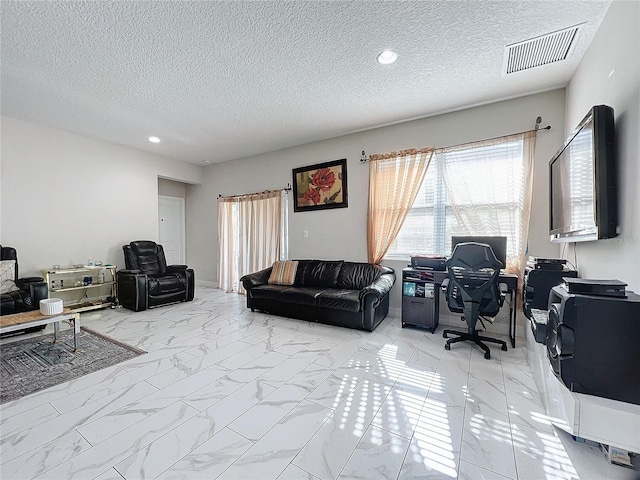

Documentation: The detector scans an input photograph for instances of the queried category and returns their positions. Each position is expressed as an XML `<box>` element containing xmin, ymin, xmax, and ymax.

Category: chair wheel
<box><xmin>445</xmin><ymin>343</ymin><xmax>451</xmax><ymax>350</ymax></box>
<box><xmin>484</xmin><ymin>352</ymin><xmax>491</xmax><ymax>360</ymax></box>
<box><xmin>443</xmin><ymin>332</ymin><xmax>448</xmax><ymax>338</ymax></box>
<box><xmin>501</xmin><ymin>345</ymin><xmax>508</xmax><ymax>351</ymax></box>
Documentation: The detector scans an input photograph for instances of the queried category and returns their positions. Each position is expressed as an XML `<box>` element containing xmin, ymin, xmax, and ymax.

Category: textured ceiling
<box><xmin>1</xmin><ymin>1</ymin><xmax>612</xmax><ymax>165</ymax></box>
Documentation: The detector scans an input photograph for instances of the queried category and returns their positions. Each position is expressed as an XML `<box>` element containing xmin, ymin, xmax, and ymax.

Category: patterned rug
<box><xmin>0</xmin><ymin>327</ymin><xmax>145</xmax><ymax>404</ymax></box>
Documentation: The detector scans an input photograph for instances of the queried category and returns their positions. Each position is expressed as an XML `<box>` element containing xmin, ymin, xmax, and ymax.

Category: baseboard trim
<box><xmin>196</xmin><ymin>280</ymin><xmax>217</xmax><ymax>289</ymax></box>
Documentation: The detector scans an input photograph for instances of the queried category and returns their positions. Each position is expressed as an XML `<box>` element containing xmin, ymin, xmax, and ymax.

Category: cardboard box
<box><xmin>599</xmin><ymin>443</ymin><xmax>633</xmax><ymax>468</ymax></box>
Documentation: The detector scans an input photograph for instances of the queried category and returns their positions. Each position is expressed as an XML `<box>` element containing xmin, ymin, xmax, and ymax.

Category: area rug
<box><xmin>0</xmin><ymin>327</ymin><xmax>146</xmax><ymax>404</ymax></box>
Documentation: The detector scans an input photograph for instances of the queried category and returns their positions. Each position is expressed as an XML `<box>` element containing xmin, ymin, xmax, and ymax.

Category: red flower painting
<box><xmin>292</xmin><ymin>159</ymin><xmax>348</xmax><ymax>212</ymax></box>
<box><xmin>311</xmin><ymin>168</ymin><xmax>336</xmax><ymax>191</ymax></box>
<box><xmin>303</xmin><ymin>187</ymin><xmax>321</xmax><ymax>205</ymax></box>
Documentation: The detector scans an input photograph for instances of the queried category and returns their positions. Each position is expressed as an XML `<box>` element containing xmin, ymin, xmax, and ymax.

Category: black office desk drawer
<box><xmin>402</xmin><ymin>296</ymin><xmax>438</xmax><ymax>331</ymax></box>
<box><xmin>402</xmin><ymin>268</ymin><xmax>439</xmax><ymax>332</ymax></box>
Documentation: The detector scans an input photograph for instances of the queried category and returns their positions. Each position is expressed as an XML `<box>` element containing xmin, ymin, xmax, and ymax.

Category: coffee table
<box><xmin>0</xmin><ymin>308</ymin><xmax>81</xmax><ymax>351</ymax></box>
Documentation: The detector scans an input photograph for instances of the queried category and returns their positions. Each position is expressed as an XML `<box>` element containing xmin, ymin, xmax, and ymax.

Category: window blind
<box><xmin>385</xmin><ymin>135</ymin><xmax>529</xmax><ymax>270</ymax></box>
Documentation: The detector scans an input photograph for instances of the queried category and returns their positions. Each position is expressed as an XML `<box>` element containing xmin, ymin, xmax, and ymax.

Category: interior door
<box><xmin>158</xmin><ymin>195</ymin><xmax>185</xmax><ymax>265</ymax></box>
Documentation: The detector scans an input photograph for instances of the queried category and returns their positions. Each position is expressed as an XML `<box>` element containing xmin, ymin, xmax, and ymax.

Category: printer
<box><xmin>410</xmin><ymin>255</ymin><xmax>447</xmax><ymax>271</ymax></box>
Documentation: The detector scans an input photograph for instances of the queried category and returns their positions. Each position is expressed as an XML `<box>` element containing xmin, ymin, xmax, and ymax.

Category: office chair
<box><xmin>442</xmin><ymin>242</ymin><xmax>508</xmax><ymax>359</ymax></box>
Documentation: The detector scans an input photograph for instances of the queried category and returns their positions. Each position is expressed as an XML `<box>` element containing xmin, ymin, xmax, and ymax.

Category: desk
<box><xmin>402</xmin><ymin>268</ymin><xmax>518</xmax><ymax>347</ymax></box>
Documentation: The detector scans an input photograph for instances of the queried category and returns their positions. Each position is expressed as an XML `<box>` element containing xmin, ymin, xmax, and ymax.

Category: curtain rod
<box><xmin>218</xmin><ymin>183</ymin><xmax>291</xmax><ymax>199</ymax></box>
<box><xmin>360</xmin><ymin>117</ymin><xmax>551</xmax><ymax>162</ymax></box>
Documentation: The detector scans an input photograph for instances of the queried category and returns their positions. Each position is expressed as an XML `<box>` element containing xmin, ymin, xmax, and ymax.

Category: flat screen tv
<box><xmin>549</xmin><ymin>105</ymin><xmax>617</xmax><ymax>242</ymax></box>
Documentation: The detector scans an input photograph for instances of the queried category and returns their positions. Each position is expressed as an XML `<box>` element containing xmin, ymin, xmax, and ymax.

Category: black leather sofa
<box><xmin>240</xmin><ymin>260</ymin><xmax>395</xmax><ymax>332</ymax></box>
<box><xmin>1</xmin><ymin>245</ymin><xmax>48</xmax><ymax>316</ymax></box>
<box><xmin>117</xmin><ymin>241</ymin><xmax>195</xmax><ymax>312</ymax></box>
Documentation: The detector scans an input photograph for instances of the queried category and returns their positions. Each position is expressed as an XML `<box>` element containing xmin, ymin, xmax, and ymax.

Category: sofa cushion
<box><xmin>250</xmin><ymin>284</ymin><xmax>291</xmax><ymax>300</ymax></box>
<box><xmin>337</xmin><ymin>262</ymin><xmax>388</xmax><ymax>290</ymax></box>
<box><xmin>252</xmin><ymin>284</ymin><xmax>321</xmax><ymax>306</ymax></box>
<box><xmin>295</xmin><ymin>260</ymin><xmax>343</xmax><ymax>288</ymax></box>
<box><xmin>0</xmin><ymin>260</ymin><xmax>19</xmax><ymax>294</ymax></box>
<box><xmin>279</xmin><ymin>287</ymin><xmax>323</xmax><ymax>306</ymax></box>
<box><xmin>1</xmin><ymin>289</ymin><xmax>33</xmax><ymax>313</ymax></box>
<box><xmin>268</xmin><ymin>260</ymin><xmax>299</xmax><ymax>285</ymax></box>
<box><xmin>316</xmin><ymin>289</ymin><xmax>361</xmax><ymax>312</ymax></box>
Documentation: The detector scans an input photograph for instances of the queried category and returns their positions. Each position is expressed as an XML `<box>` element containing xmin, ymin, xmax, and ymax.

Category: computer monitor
<box><xmin>450</xmin><ymin>236</ymin><xmax>508</xmax><ymax>268</ymax></box>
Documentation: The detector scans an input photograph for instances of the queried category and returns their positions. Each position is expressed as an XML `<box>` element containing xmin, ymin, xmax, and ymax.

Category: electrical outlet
<box><xmin>303</xmin><ymin>230</ymin><xmax>309</xmax><ymax>238</ymax></box>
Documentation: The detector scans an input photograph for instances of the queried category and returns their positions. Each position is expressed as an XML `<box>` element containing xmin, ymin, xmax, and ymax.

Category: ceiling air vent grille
<box><xmin>505</xmin><ymin>24</ymin><xmax>583</xmax><ymax>74</ymax></box>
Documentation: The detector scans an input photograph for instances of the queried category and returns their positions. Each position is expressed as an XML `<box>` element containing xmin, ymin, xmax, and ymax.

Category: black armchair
<box><xmin>117</xmin><ymin>240</ymin><xmax>195</xmax><ymax>312</ymax></box>
<box><xmin>1</xmin><ymin>245</ymin><xmax>48</xmax><ymax>316</ymax></box>
<box><xmin>441</xmin><ymin>242</ymin><xmax>508</xmax><ymax>359</ymax></box>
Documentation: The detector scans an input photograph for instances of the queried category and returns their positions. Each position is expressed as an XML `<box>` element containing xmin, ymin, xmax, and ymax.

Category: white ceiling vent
<box><xmin>504</xmin><ymin>24</ymin><xmax>583</xmax><ymax>74</ymax></box>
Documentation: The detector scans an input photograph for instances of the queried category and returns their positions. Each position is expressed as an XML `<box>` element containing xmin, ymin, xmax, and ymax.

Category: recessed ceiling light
<box><xmin>148</xmin><ymin>136</ymin><xmax>161</xmax><ymax>143</ymax></box>
<box><xmin>204</xmin><ymin>160</ymin><xmax>211</xmax><ymax>164</ymax></box>
<box><xmin>377</xmin><ymin>49</ymin><xmax>398</xmax><ymax>65</ymax></box>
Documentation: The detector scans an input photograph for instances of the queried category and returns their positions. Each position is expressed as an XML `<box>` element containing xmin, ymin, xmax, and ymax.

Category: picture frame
<box><xmin>292</xmin><ymin>158</ymin><xmax>348</xmax><ymax>212</ymax></box>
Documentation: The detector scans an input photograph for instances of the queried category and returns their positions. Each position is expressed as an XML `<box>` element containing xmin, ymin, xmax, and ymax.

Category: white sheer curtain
<box><xmin>218</xmin><ymin>190</ymin><xmax>285</xmax><ymax>294</ymax></box>
<box><xmin>367</xmin><ymin>148</ymin><xmax>434</xmax><ymax>264</ymax></box>
<box><xmin>439</xmin><ymin>131</ymin><xmax>536</xmax><ymax>278</ymax></box>
<box><xmin>218</xmin><ymin>199</ymin><xmax>238</xmax><ymax>293</ymax></box>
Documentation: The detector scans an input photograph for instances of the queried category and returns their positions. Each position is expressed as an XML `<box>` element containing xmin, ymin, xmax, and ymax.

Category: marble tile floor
<box><xmin>1</xmin><ymin>286</ymin><xmax>636</xmax><ymax>480</ymax></box>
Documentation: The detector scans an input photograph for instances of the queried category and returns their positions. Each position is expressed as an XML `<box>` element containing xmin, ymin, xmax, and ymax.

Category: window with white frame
<box><xmin>384</xmin><ymin>136</ymin><xmax>529</xmax><ymax>269</ymax></box>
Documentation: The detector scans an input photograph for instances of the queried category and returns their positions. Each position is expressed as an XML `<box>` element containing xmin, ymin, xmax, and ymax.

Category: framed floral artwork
<box><xmin>292</xmin><ymin>158</ymin><xmax>348</xmax><ymax>212</ymax></box>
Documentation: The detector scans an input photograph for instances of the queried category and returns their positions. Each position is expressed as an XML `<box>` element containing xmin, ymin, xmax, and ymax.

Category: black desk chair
<box><xmin>442</xmin><ymin>242</ymin><xmax>508</xmax><ymax>359</ymax></box>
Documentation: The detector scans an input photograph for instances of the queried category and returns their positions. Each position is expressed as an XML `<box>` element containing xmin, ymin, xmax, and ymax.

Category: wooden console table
<box><xmin>0</xmin><ymin>308</ymin><xmax>81</xmax><ymax>351</ymax></box>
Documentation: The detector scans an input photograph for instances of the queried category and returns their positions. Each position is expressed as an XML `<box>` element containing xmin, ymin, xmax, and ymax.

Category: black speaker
<box><xmin>523</xmin><ymin>267</ymin><xmax>578</xmax><ymax>318</ymax></box>
<box><xmin>546</xmin><ymin>285</ymin><xmax>640</xmax><ymax>405</ymax></box>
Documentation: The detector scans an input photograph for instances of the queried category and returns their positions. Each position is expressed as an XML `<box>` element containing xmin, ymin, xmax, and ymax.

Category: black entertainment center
<box><xmin>541</xmin><ymin>103</ymin><xmax>640</xmax><ymax>404</ymax></box>
<box><xmin>519</xmin><ymin>103</ymin><xmax>640</xmax><ymax>456</ymax></box>
<box><xmin>546</xmin><ymin>283</ymin><xmax>640</xmax><ymax>406</ymax></box>
<box><xmin>523</xmin><ymin>258</ymin><xmax>578</xmax><ymax>343</ymax></box>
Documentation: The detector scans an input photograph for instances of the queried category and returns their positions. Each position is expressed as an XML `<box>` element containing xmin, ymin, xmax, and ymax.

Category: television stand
<box><xmin>525</xmin><ymin>321</ymin><xmax>640</xmax><ymax>454</ymax></box>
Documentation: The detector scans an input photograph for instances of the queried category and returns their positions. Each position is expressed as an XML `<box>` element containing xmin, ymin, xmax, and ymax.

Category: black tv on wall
<box><xmin>549</xmin><ymin>105</ymin><xmax>617</xmax><ymax>243</ymax></box>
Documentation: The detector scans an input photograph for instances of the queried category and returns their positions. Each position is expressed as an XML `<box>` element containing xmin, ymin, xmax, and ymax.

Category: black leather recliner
<box><xmin>117</xmin><ymin>240</ymin><xmax>195</xmax><ymax>312</ymax></box>
<box><xmin>1</xmin><ymin>245</ymin><xmax>48</xmax><ymax>316</ymax></box>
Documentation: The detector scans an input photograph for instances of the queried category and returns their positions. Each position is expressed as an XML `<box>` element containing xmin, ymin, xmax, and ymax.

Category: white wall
<box><xmin>0</xmin><ymin>118</ymin><xmax>3</xmax><ymax>242</ymax></box>
<box><xmin>189</xmin><ymin>90</ymin><xmax>567</xmax><ymax>324</ymax></box>
<box><xmin>158</xmin><ymin>178</ymin><xmax>187</xmax><ymax>198</ymax></box>
<box><xmin>1</xmin><ymin>117</ymin><xmax>203</xmax><ymax>276</ymax></box>
<box><xmin>186</xmin><ymin>166</ymin><xmax>225</xmax><ymax>284</ymax></box>
<box><xmin>565</xmin><ymin>0</ymin><xmax>640</xmax><ymax>292</ymax></box>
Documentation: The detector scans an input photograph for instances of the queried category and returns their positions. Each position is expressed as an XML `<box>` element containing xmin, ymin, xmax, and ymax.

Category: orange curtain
<box><xmin>367</xmin><ymin>148</ymin><xmax>434</xmax><ymax>264</ymax></box>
